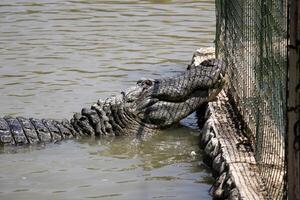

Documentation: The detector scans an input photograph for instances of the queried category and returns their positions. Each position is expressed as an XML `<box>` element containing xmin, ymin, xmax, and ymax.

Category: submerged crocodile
<box><xmin>0</xmin><ymin>57</ymin><xmax>226</xmax><ymax>146</ymax></box>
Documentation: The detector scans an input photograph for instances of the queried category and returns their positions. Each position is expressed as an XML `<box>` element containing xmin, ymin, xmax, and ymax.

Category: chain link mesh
<box><xmin>215</xmin><ymin>0</ymin><xmax>287</xmax><ymax>199</ymax></box>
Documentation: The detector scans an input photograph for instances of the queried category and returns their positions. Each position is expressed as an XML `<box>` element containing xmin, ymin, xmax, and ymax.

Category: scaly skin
<box><xmin>0</xmin><ymin>58</ymin><xmax>226</xmax><ymax>146</ymax></box>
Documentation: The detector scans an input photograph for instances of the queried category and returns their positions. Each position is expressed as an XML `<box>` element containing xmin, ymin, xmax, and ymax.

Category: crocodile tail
<box><xmin>0</xmin><ymin>116</ymin><xmax>77</xmax><ymax>145</ymax></box>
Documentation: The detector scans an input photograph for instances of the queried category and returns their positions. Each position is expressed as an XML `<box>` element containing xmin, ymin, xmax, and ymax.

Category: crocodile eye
<box><xmin>137</xmin><ymin>78</ymin><xmax>154</xmax><ymax>87</ymax></box>
<box><xmin>143</xmin><ymin>80</ymin><xmax>152</xmax><ymax>87</ymax></box>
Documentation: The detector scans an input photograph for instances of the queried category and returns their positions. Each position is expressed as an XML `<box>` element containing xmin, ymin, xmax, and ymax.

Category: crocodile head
<box><xmin>120</xmin><ymin>58</ymin><xmax>227</xmax><ymax>132</ymax></box>
<box><xmin>71</xmin><ymin>58</ymin><xmax>227</xmax><ymax>137</ymax></box>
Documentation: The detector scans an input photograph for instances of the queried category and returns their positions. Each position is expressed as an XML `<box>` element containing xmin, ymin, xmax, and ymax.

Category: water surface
<box><xmin>0</xmin><ymin>0</ymin><xmax>216</xmax><ymax>199</ymax></box>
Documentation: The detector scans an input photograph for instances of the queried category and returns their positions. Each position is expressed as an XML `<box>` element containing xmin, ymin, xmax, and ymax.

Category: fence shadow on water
<box><xmin>215</xmin><ymin>0</ymin><xmax>287</xmax><ymax>199</ymax></box>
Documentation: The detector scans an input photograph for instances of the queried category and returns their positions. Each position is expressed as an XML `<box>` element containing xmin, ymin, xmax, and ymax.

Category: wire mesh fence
<box><xmin>215</xmin><ymin>0</ymin><xmax>287</xmax><ymax>199</ymax></box>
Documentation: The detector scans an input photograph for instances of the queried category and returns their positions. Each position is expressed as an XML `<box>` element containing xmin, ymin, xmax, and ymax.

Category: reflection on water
<box><xmin>0</xmin><ymin>126</ymin><xmax>214</xmax><ymax>200</ymax></box>
<box><xmin>0</xmin><ymin>0</ymin><xmax>216</xmax><ymax>199</ymax></box>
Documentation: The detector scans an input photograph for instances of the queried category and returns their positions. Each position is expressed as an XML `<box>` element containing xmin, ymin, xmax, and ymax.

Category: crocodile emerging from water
<box><xmin>0</xmin><ymin>54</ymin><xmax>226</xmax><ymax>146</ymax></box>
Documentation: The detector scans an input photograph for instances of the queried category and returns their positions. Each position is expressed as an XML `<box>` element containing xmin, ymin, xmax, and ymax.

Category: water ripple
<box><xmin>87</xmin><ymin>194</ymin><xmax>122</xmax><ymax>199</ymax></box>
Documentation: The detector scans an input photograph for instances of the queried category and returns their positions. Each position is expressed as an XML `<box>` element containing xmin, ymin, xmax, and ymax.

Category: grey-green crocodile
<box><xmin>0</xmin><ymin>58</ymin><xmax>226</xmax><ymax>146</ymax></box>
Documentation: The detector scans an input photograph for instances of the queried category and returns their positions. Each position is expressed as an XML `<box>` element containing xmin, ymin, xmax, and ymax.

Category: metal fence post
<box><xmin>288</xmin><ymin>0</ymin><xmax>300</xmax><ymax>199</ymax></box>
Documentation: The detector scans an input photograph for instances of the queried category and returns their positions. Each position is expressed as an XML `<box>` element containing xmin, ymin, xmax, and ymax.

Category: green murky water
<box><xmin>0</xmin><ymin>0</ymin><xmax>216</xmax><ymax>199</ymax></box>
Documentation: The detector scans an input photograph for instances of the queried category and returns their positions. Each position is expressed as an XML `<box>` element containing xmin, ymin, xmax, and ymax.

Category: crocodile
<box><xmin>0</xmin><ymin>57</ymin><xmax>226</xmax><ymax>146</ymax></box>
